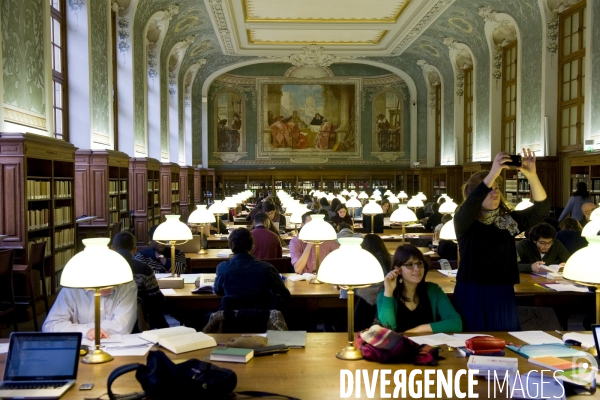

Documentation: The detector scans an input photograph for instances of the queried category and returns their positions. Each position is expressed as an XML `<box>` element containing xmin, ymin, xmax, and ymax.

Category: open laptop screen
<box><xmin>4</xmin><ymin>333</ymin><xmax>81</xmax><ymax>381</ymax></box>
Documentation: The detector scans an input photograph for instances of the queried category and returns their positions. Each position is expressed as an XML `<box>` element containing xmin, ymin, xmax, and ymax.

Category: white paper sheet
<box><xmin>437</xmin><ymin>270</ymin><xmax>457</xmax><ymax>277</ymax></box>
<box><xmin>0</xmin><ymin>343</ymin><xmax>8</xmax><ymax>354</ymax></box>
<box><xmin>83</xmin><ymin>333</ymin><xmax>154</xmax><ymax>357</ymax></box>
<box><xmin>182</xmin><ymin>273</ymin><xmax>202</xmax><ymax>284</ymax></box>
<box><xmin>407</xmin><ymin>333</ymin><xmax>456</xmax><ymax>346</ymax></box>
<box><xmin>508</xmin><ymin>330</ymin><xmax>563</xmax><ymax>345</ymax></box>
<box><xmin>160</xmin><ymin>288</ymin><xmax>177</xmax><ymax>295</ymax></box>
<box><xmin>545</xmin><ymin>284</ymin><xmax>590</xmax><ymax>292</ymax></box>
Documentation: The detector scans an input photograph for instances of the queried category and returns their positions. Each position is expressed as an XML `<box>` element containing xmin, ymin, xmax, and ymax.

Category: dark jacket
<box><xmin>454</xmin><ymin>182</ymin><xmax>550</xmax><ymax>284</ymax></box>
<box><xmin>555</xmin><ymin>230</ymin><xmax>587</xmax><ymax>255</ymax></box>
<box><xmin>516</xmin><ymin>238</ymin><xmax>571</xmax><ymax>273</ymax></box>
<box><xmin>135</xmin><ymin>246</ymin><xmax>187</xmax><ymax>275</ymax></box>
<box><xmin>425</xmin><ymin>211</ymin><xmax>442</xmax><ymax>231</ymax></box>
<box><xmin>214</xmin><ymin>253</ymin><xmax>290</xmax><ymax>310</ymax></box>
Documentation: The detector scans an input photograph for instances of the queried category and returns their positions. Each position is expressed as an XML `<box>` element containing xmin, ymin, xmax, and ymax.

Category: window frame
<box><xmin>463</xmin><ymin>66</ymin><xmax>474</xmax><ymax>163</ymax></box>
<box><xmin>50</xmin><ymin>0</ymin><xmax>68</xmax><ymax>141</ymax></box>
<box><xmin>501</xmin><ymin>40</ymin><xmax>518</xmax><ymax>154</ymax></box>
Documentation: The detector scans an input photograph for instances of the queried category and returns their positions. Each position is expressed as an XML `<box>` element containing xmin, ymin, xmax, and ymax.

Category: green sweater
<box><xmin>516</xmin><ymin>239</ymin><xmax>570</xmax><ymax>273</ymax></box>
<box><xmin>377</xmin><ymin>282</ymin><xmax>462</xmax><ymax>333</ymax></box>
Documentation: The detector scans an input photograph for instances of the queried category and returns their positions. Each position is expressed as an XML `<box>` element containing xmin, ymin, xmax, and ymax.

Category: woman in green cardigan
<box><xmin>377</xmin><ymin>244</ymin><xmax>462</xmax><ymax>333</ymax></box>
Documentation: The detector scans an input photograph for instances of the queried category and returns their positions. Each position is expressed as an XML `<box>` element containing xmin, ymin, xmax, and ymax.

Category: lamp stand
<box><xmin>350</xmin><ymin>208</ymin><xmax>355</xmax><ymax>228</ymax></box>
<box><xmin>336</xmin><ymin>286</ymin><xmax>362</xmax><ymax>360</ymax></box>
<box><xmin>198</xmin><ymin>224</ymin><xmax>208</xmax><ymax>255</ymax></box>
<box><xmin>215</xmin><ymin>215</ymin><xmax>222</xmax><ymax>237</ymax></box>
<box><xmin>370</xmin><ymin>214</ymin><xmax>375</xmax><ymax>234</ymax></box>
<box><xmin>157</xmin><ymin>239</ymin><xmax>185</xmax><ymax>289</ymax></box>
<box><xmin>309</xmin><ymin>242</ymin><xmax>324</xmax><ymax>284</ymax></box>
<box><xmin>82</xmin><ymin>288</ymin><xmax>113</xmax><ymax>364</ymax></box>
<box><xmin>401</xmin><ymin>223</ymin><xmax>406</xmax><ymax>245</ymax></box>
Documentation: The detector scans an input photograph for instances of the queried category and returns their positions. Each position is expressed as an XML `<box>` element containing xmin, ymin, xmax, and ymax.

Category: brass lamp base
<box><xmin>197</xmin><ymin>248</ymin><xmax>208</xmax><ymax>255</ymax></box>
<box><xmin>336</xmin><ymin>345</ymin><xmax>363</xmax><ymax>360</ymax></box>
<box><xmin>309</xmin><ymin>277</ymin><xmax>323</xmax><ymax>284</ymax></box>
<box><xmin>588</xmin><ymin>347</ymin><xmax>598</xmax><ymax>357</ymax></box>
<box><xmin>82</xmin><ymin>348</ymin><xmax>113</xmax><ymax>364</ymax></box>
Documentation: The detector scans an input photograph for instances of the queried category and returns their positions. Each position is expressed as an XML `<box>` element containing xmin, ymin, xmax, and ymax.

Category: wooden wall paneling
<box><xmin>193</xmin><ymin>168</ymin><xmax>201</xmax><ymax>204</ymax></box>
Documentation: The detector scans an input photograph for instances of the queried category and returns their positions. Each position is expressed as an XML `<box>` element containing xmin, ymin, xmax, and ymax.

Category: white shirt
<box><xmin>42</xmin><ymin>281</ymin><xmax>138</xmax><ymax>336</ymax></box>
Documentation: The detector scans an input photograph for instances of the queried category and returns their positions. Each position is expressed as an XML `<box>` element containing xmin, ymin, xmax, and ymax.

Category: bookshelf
<box><xmin>397</xmin><ymin>169</ymin><xmax>431</xmax><ymax>197</ymax></box>
<box><xmin>129</xmin><ymin>157</ymin><xmax>160</xmax><ymax>248</ymax></box>
<box><xmin>160</xmin><ymin>163</ymin><xmax>180</xmax><ymax>222</ymax></box>
<box><xmin>193</xmin><ymin>167</ymin><xmax>202</xmax><ymax>205</ymax></box>
<box><xmin>503</xmin><ymin>170</ymin><xmax>530</xmax><ymax>205</ymax></box>
<box><xmin>0</xmin><ymin>133</ymin><xmax>76</xmax><ymax>293</ymax></box>
<box><xmin>202</xmin><ymin>168</ymin><xmax>216</xmax><ymax>205</ymax></box>
<box><xmin>566</xmin><ymin>153</ymin><xmax>600</xmax><ymax>205</ymax></box>
<box><xmin>75</xmin><ymin>149</ymin><xmax>130</xmax><ymax>244</ymax></box>
<box><xmin>430</xmin><ymin>166</ymin><xmax>463</xmax><ymax>201</ymax></box>
<box><xmin>179</xmin><ymin>166</ymin><xmax>195</xmax><ymax>221</ymax></box>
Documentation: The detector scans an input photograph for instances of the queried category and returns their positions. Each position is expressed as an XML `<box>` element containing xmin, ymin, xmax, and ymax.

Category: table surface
<box><xmin>1</xmin><ymin>332</ymin><xmax>591</xmax><ymax>400</ymax></box>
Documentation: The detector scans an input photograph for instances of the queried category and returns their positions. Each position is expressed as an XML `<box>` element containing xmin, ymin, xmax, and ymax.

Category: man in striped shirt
<box><xmin>135</xmin><ymin>224</ymin><xmax>187</xmax><ymax>275</ymax></box>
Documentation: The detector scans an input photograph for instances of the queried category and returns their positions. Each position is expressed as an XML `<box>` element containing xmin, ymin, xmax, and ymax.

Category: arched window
<box><xmin>435</xmin><ymin>83</ymin><xmax>441</xmax><ymax>165</ymax></box>
<box><xmin>50</xmin><ymin>0</ymin><xmax>68</xmax><ymax>140</ymax></box>
<box><xmin>463</xmin><ymin>66</ymin><xmax>474</xmax><ymax>163</ymax></box>
<box><xmin>501</xmin><ymin>40</ymin><xmax>518</xmax><ymax>154</ymax></box>
<box><xmin>373</xmin><ymin>91</ymin><xmax>402</xmax><ymax>152</ymax></box>
<box><xmin>214</xmin><ymin>90</ymin><xmax>243</xmax><ymax>153</ymax></box>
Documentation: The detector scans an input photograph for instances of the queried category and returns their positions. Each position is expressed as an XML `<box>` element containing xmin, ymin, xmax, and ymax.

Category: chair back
<box><xmin>29</xmin><ymin>241</ymin><xmax>46</xmax><ymax>276</ymax></box>
<box><xmin>136</xmin><ymin>297</ymin><xmax>150</xmax><ymax>332</ymax></box>
<box><xmin>0</xmin><ymin>249</ymin><xmax>15</xmax><ymax>306</ymax></box>
<box><xmin>203</xmin><ymin>309</ymin><xmax>287</xmax><ymax>333</ymax></box>
<box><xmin>517</xmin><ymin>306</ymin><xmax>562</xmax><ymax>331</ymax></box>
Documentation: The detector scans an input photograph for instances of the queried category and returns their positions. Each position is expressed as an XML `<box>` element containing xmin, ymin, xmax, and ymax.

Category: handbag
<box><xmin>465</xmin><ymin>336</ymin><xmax>506</xmax><ymax>355</ymax></box>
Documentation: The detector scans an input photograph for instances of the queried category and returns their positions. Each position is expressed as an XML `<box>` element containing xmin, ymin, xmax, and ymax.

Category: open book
<box><xmin>540</xmin><ymin>264</ymin><xmax>564</xmax><ymax>274</ymax></box>
<box><xmin>287</xmin><ymin>273</ymin><xmax>316</xmax><ymax>282</ymax></box>
<box><xmin>140</xmin><ymin>326</ymin><xmax>217</xmax><ymax>354</ymax></box>
<box><xmin>217</xmin><ymin>249</ymin><xmax>233</xmax><ymax>257</ymax></box>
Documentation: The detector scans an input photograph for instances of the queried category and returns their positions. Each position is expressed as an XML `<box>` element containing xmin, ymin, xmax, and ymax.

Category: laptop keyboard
<box><xmin>0</xmin><ymin>381</ymin><xmax>68</xmax><ymax>390</ymax></box>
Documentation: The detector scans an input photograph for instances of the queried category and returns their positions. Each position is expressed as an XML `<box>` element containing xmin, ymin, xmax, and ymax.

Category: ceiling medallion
<box><xmin>269</xmin><ymin>45</ymin><xmax>358</xmax><ymax>79</ymax></box>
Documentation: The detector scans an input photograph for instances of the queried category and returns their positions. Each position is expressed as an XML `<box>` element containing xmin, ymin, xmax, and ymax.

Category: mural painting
<box><xmin>373</xmin><ymin>91</ymin><xmax>403</xmax><ymax>152</ymax></box>
<box><xmin>215</xmin><ymin>90</ymin><xmax>242</xmax><ymax>152</ymax></box>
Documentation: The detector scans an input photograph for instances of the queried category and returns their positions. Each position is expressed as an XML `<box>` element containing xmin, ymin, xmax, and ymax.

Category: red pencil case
<box><xmin>465</xmin><ymin>336</ymin><xmax>506</xmax><ymax>355</ymax></box>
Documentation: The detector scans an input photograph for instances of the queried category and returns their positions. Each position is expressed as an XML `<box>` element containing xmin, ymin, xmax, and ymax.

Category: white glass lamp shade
<box><xmin>317</xmin><ymin>238</ymin><xmax>384</xmax><ymax>286</ymax></box>
<box><xmin>61</xmin><ymin>238</ymin><xmax>132</xmax><ymax>288</ymax></box>
<box><xmin>384</xmin><ymin>190</ymin><xmax>393</xmax><ymax>197</ymax></box>
<box><xmin>582</xmin><ymin>218</ymin><xmax>600</xmax><ymax>238</ymax></box>
<box><xmin>407</xmin><ymin>197</ymin><xmax>424</xmax><ymax>208</ymax></box>
<box><xmin>439</xmin><ymin>199</ymin><xmax>458</xmax><ymax>214</ymax></box>
<box><xmin>563</xmin><ymin>236</ymin><xmax>600</xmax><ymax>284</ymax></box>
<box><xmin>362</xmin><ymin>199</ymin><xmax>383</xmax><ymax>216</ymax></box>
<box><xmin>345</xmin><ymin>197</ymin><xmax>361</xmax><ymax>209</ymax></box>
<box><xmin>341</xmin><ymin>189</ymin><xmax>349</xmax><ymax>196</ymax></box>
<box><xmin>390</xmin><ymin>204</ymin><xmax>417</xmax><ymax>224</ymax></box>
<box><xmin>416</xmin><ymin>192</ymin><xmax>427</xmax><ymax>201</ymax></box>
<box><xmin>514</xmin><ymin>198</ymin><xmax>533</xmax><ymax>211</ymax></box>
<box><xmin>298</xmin><ymin>214</ymin><xmax>337</xmax><ymax>242</ymax></box>
<box><xmin>373</xmin><ymin>189</ymin><xmax>382</xmax><ymax>196</ymax></box>
<box><xmin>154</xmin><ymin>215</ymin><xmax>193</xmax><ymax>242</ymax></box>
<box><xmin>188</xmin><ymin>205</ymin><xmax>216</xmax><ymax>224</ymax></box>
<box><xmin>387</xmin><ymin>195</ymin><xmax>399</xmax><ymax>204</ymax></box>
<box><xmin>221</xmin><ymin>197</ymin><xmax>237</xmax><ymax>209</ymax></box>
<box><xmin>325</xmin><ymin>193</ymin><xmax>335</xmax><ymax>201</ymax></box>
<box><xmin>336</xmin><ymin>195</ymin><xmax>347</xmax><ymax>204</ymax></box>
<box><xmin>370</xmin><ymin>194</ymin><xmax>382</xmax><ymax>202</ymax></box>
<box><xmin>358</xmin><ymin>191</ymin><xmax>369</xmax><ymax>199</ymax></box>
<box><xmin>208</xmin><ymin>200</ymin><xmax>228</xmax><ymax>215</ymax></box>
<box><xmin>590</xmin><ymin>207</ymin><xmax>600</xmax><ymax>221</ymax></box>
<box><xmin>397</xmin><ymin>191</ymin><xmax>408</xmax><ymax>200</ymax></box>
<box><xmin>439</xmin><ymin>220</ymin><xmax>457</xmax><ymax>241</ymax></box>
<box><xmin>438</xmin><ymin>194</ymin><xmax>450</xmax><ymax>203</ymax></box>
<box><xmin>290</xmin><ymin>209</ymin><xmax>306</xmax><ymax>225</ymax></box>
<box><xmin>348</xmin><ymin>190</ymin><xmax>358</xmax><ymax>197</ymax></box>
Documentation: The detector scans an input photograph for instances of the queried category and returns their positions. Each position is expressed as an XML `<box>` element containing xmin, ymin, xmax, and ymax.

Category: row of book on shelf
<box><xmin>54</xmin><ymin>248</ymin><xmax>75</xmax><ymax>272</ymax></box>
<box><xmin>171</xmin><ymin>182</ymin><xmax>179</xmax><ymax>191</ymax></box>
<box><xmin>109</xmin><ymin>198</ymin><xmax>127</xmax><ymax>211</ymax></box>
<box><xmin>27</xmin><ymin>209</ymin><xmax>49</xmax><ymax>230</ymax></box>
<box><xmin>54</xmin><ymin>206</ymin><xmax>72</xmax><ymax>226</ymax></box>
<box><xmin>26</xmin><ymin>180</ymin><xmax>72</xmax><ymax>200</ymax></box>
<box><xmin>55</xmin><ymin>228</ymin><xmax>74</xmax><ymax>249</ymax></box>
<box><xmin>171</xmin><ymin>194</ymin><xmax>180</xmax><ymax>203</ymax></box>
<box><xmin>28</xmin><ymin>237</ymin><xmax>52</xmax><ymax>257</ymax></box>
<box><xmin>147</xmin><ymin>181</ymin><xmax>159</xmax><ymax>192</ymax></box>
<box><xmin>108</xmin><ymin>180</ymin><xmax>127</xmax><ymax>194</ymax></box>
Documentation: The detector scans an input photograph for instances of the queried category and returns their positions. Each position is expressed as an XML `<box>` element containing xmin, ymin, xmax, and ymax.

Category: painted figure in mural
<box><xmin>291</xmin><ymin>110</ymin><xmax>307</xmax><ymax>129</ymax></box>
<box><xmin>376</xmin><ymin>113</ymin><xmax>398</xmax><ymax>152</ymax></box>
<box><xmin>315</xmin><ymin>118</ymin><xmax>334</xmax><ymax>150</ymax></box>
<box><xmin>310</xmin><ymin>113</ymin><xmax>324</xmax><ymax>126</ymax></box>
<box><xmin>285</xmin><ymin>116</ymin><xmax>308</xmax><ymax>149</ymax></box>
<box><xmin>232</xmin><ymin>112</ymin><xmax>242</xmax><ymax>131</ymax></box>
<box><xmin>267</xmin><ymin>111</ymin><xmax>274</xmax><ymax>126</ymax></box>
<box><xmin>270</xmin><ymin>116</ymin><xmax>291</xmax><ymax>148</ymax></box>
<box><xmin>217</xmin><ymin>118</ymin><xmax>240</xmax><ymax>152</ymax></box>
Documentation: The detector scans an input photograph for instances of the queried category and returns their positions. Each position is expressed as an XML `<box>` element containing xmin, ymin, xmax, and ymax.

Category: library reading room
<box><xmin>1</xmin><ymin>0</ymin><xmax>600</xmax><ymax>399</ymax></box>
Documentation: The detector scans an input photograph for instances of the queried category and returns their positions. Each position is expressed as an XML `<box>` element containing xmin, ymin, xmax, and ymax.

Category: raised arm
<box><xmin>290</xmin><ymin>238</ymin><xmax>313</xmax><ymax>274</ymax></box>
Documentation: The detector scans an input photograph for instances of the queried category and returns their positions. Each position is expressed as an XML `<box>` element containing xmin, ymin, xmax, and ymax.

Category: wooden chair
<box><xmin>0</xmin><ymin>249</ymin><xmax>18</xmax><ymax>336</ymax></box>
<box><xmin>136</xmin><ymin>297</ymin><xmax>150</xmax><ymax>333</ymax></box>
<box><xmin>13</xmin><ymin>241</ymin><xmax>50</xmax><ymax>331</ymax></box>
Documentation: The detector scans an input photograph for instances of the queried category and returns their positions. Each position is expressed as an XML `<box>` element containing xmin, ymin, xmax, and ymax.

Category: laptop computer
<box><xmin>175</xmin><ymin>235</ymin><xmax>201</xmax><ymax>253</ymax></box>
<box><xmin>0</xmin><ymin>332</ymin><xmax>82</xmax><ymax>399</ymax></box>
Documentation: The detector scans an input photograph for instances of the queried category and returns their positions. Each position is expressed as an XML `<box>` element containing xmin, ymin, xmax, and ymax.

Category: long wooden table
<box><xmin>2</xmin><ymin>332</ymin><xmax>592</xmax><ymax>399</ymax></box>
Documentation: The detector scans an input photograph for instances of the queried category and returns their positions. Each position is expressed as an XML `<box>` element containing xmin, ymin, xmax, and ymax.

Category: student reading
<box><xmin>377</xmin><ymin>244</ymin><xmax>462</xmax><ymax>333</ymax></box>
<box><xmin>453</xmin><ymin>149</ymin><xmax>550</xmax><ymax>331</ymax></box>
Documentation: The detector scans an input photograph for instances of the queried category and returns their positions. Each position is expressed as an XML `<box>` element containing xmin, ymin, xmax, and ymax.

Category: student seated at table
<box><xmin>331</xmin><ymin>204</ymin><xmax>353</xmax><ymax>227</ymax></box>
<box><xmin>336</xmin><ymin>222</ymin><xmax>362</xmax><ymax>240</ymax></box>
<box><xmin>112</xmin><ymin>231</ymin><xmax>169</xmax><ymax>329</ymax></box>
<box><xmin>517</xmin><ymin>222</ymin><xmax>570</xmax><ymax>273</ymax></box>
<box><xmin>214</xmin><ymin>227</ymin><xmax>290</xmax><ymax>310</ymax></box>
<box><xmin>251</xmin><ymin>211</ymin><xmax>282</xmax><ymax>260</ymax></box>
<box><xmin>556</xmin><ymin>217</ymin><xmax>587</xmax><ymax>255</ymax></box>
<box><xmin>425</xmin><ymin>203</ymin><xmax>442</xmax><ymax>231</ymax></box>
<box><xmin>289</xmin><ymin>212</ymin><xmax>339</xmax><ymax>274</ymax></box>
<box><xmin>135</xmin><ymin>225</ymin><xmax>187</xmax><ymax>274</ymax></box>
<box><xmin>263</xmin><ymin>200</ymin><xmax>286</xmax><ymax>231</ymax></box>
<box><xmin>377</xmin><ymin>244</ymin><xmax>462</xmax><ymax>333</ymax></box>
<box><xmin>42</xmin><ymin>280</ymin><xmax>137</xmax><ymax>340</ymax></box>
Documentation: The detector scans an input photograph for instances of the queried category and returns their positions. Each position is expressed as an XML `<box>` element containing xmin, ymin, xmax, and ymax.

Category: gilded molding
<box><xmin>208</xmin><ymin>0</ymin><xmax>237</xmax><ymax>55</ymax></box>
<box><xmin>3</xmin><ymin>106</ymin><xmax>46</xmax><ymax>130</ymax></box>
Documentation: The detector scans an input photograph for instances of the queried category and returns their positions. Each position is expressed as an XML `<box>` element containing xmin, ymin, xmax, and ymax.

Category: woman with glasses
<box><xmin>517</xmin><ymin>222</ymin><xmax>570</xmax><ymax>273</ymax></box>
<box><xmin>453</xmin><ymin>149</ymin><xmax>550</xmax><ymax>331</ymax></box>
<box><xmin>376</xmin><ymin>244</ymin><xmax>462</xmax><ymax>333</ymax></box>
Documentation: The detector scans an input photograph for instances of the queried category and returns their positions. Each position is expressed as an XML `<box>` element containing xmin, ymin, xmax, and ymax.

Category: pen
<box><xmin>534</xmin><ymin>283</ymin><xmax>550</xmax><ymax>291</ymax></box>
<box><xmin>555</xmin><ymin>330</ymin><xmax>564</xmax><ymax>336</ymax></box>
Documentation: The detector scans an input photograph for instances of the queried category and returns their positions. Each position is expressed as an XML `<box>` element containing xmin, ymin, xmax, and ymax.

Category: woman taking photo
<box><xmin>377</xmin><ymin>244</ymin><xmax>461</xmax><ymax>333</ymax></box>
<box><xmin>453</xmin><ymin>149</ymin><xmax>549</xmax><ymax>331</ymax></box>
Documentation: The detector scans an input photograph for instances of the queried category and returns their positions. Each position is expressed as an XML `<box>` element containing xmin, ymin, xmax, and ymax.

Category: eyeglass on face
<box><xmin>400</xmin><ymin>261</ymin><xmax>425</xmax><ymax>270</ymax></box>
<box><xmin>536</xmin><ymin>240</ymin><xmax>553</xmax><ymax>246</ymax></box>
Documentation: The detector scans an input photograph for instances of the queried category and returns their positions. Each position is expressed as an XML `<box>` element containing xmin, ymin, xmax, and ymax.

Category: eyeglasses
<box><xmin>400</xmin><ymin>261</ymin><xmax>425</xmax><ymax>270</ymax></box>
<box><xmin>536</xmin><ymin>240</ymin><xmax>553</xmax><ymax>246</ymax></box>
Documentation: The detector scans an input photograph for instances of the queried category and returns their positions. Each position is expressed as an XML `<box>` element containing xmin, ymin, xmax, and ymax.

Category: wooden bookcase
<box><xmin>193</xmin><ymin>168</ymin><xmax>202</xmax><ymax>205</ymax></box>
<box><xmin>160</xmin><ymin>163</ymin><xmax>180</xmax><ymax>222</ymax></box>
<box><xmin>179</xmin><ymin>166</ymin><xmax>195</xmax><ymax>221</ymax></box>
<box><xmin>462</xmin><ymin>162</ymin><xmax>492</xmax><ymax>183</ymax></box>
<box><xmin>566</xmin><ymin>153</ymin><xmax>600</xmax><ymax>205</ymax></box>
<box><xmin>396</xmin><ymin>169</ymin><xmax>431</xmax><ymax>197</ymax></box>
<box><xmin>129</xmin><ymin>157</ymin><xmax>160</xmax><ymax>248</ymax></box>
<box><xmin>202</xmin><ymin>168</ymin><xmax>216</xmax><ymax>205</ymax></box>
<box><xmin>430</xmin><ymin>166</ymin><xmax>463</xmax><ymax>201</ymax></box>
<box><xmin>75</xmin><ymin>149</ymin><xmax>130</xmax><ymax>243</ymax></box>
<box><xmin>0</xmin><ymin>133</ymin><xmax>76</xmax><ymax>293</ymax></box>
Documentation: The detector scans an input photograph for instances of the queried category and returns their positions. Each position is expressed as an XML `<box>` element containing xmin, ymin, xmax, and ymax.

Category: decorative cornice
<box><xmin>363</xmin><ymin>75</ymin><xmax>404</xmax><ymax>86</ymax></box>
<box><xmin>268</xmin><ymin>45</ymin><xmax>358</xmax><ymax>69</ymax></box>
<box><xmin>478</xmin><ymin>6</ymin><xmax>498</xmax><ymax>23</ymax></box>
<box><xmin>214</xmin><ymin>74</ymin><xmax>256</xmax><ymax>86</ymax></box>
<box><xmin>208</xmin><ymin>0</ymin><xmax>237</xmax><ymax>55</ymax></box>
<box><xmin>3</xmin><ymin>106</ymin><xmax>46</xmax><ymax>130</ymax></box>
<box><xmin>184</xmin><ymin>60</ymin><xmax>206</xmax><ymax>107</ymax></box>
<box><xmin>391</xmin><ymin>0</ymin><xmax>453</xmax><ymax>56</ymax></box>
<box><xmin>442</xmin><ymin>37</ymin><xmax>459</xmax><ymax>51</ymax></box>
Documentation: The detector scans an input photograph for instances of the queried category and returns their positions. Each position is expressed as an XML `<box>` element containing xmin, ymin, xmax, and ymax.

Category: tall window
<box><xmin>558</xmin><ymin>1</ymin><xmax>586</xmax><ymax>151</ymax></box>
<box><xmin>50</xmin><ymin>0</ymin><xmax>68</xmax><ymax>140</ymax></box>
<box><xmin>501</xmin><ymin>40</ymin><xmax>518</xmax><ymax>154</ymax></box>
<box><xmin>435</xmin><ymin>83</ymin><xmax>441</xmax><ymax>165</ymax></box>
<box><xmin>111</xmin><ymin>10</ymin><xmax>119</xmax><ymax>150</ymax></box>
<box><xmin>463</xmin><ymin>66</ymin><xmax>473</xmax><ymax>163</ymax></box>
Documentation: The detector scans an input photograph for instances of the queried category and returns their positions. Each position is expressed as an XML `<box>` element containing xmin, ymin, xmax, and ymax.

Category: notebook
<box><xmin>0</xmin><ymin>332</ymin><xmax>82</xmax><ymax>399</ymax></box>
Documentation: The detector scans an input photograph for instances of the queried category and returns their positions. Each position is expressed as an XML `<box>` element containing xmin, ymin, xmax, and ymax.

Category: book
<box><xmin>192</xmin><ymin>273</ymin><xmax>216</xmax><ymax>294</ymax></box>
<box><xmin>267</xmin><ymin>330</ymin><xmax>307</xmax><ymax>348</ymax></box>
<box><xmin>286</xmin><ymin>273</ymin><xmax>316</xmax><ymax>282</ymax></box>
<box><xmin>561</xmin><ymin>332</ymin><xmax>595</xmax><ymax>350</ymax></box>
<box><xmin>140</xmin><ymin>326</ymin><xmax>217</xmax><ymax>354</ymax></box>
<box><xmin>506</xmin><ymin>343</ymin><xmax>580</xmax><ymax>359</ymax></box>
<box><xmin>528</xmin><ymin>356</ymin><xmax>578</xmax><ymax>371</ymax></box>
<box><xmin>210</xmin><ymin>347</ymin><xmax>254</xmax><ymax>363</ymax></box>
<box><xmin>217</xmin><ymin>249</ymin><xmax>233</xmax><ymax>257</ymax></box>
<box><xmin>467</xmin><ymin>355</ymin><xmax>518</xmax><ymax>377</ymax></box>
<box><xmin>540</xmin><ymin>264</ymin><xmax>564</xmax><ymax>274</ymax></box>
